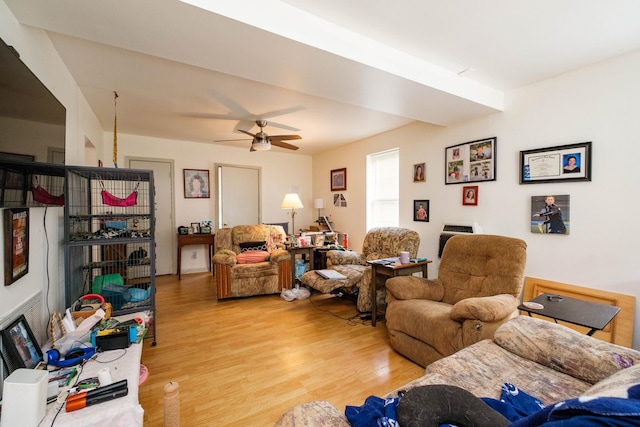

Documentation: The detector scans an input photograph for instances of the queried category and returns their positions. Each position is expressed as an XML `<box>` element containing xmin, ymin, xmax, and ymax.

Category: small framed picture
<box><xmin>0</xmin><ymin>314</ymin><xmax>43</xmax><ymax>369</ymax></box>
<box><xmin>190</xmin><ymin>222</ymin><xmax>201</xmax><ymax>234</ymax></box>
<box><xmin>4</xmin><ymin>208</ymin><xmax>29</xmax><ymax>286</ymax></box>
<box><xmin>413</xmin><ymin>163</ymin><xmax>426</xmax><ymax>182</ymax></box>
<box><xmin>413</xmin><ymin>200</ymin><xmax>430</xmax><ymax>222</ymax></box>
<box><xmin>531</xmin><ymin>195</ymin><xmax>570</xmax><ymax>234</ymax></box>
<box><xmin>331</xmin><ymin>168</ymin><xmax>347</xmax><ymax>191</ymax></box>
<box><xmin>462</xmin><ymin>185</ymin><xmax>478</xmax><ymax>206</ymax></box>
<box><xmin>184</xmin><ymin>169</ymin><xmax>210</xmax><ymax>198</ymax></box>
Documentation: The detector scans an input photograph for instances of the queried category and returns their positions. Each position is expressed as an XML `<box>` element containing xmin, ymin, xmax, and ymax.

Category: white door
<box><xmin>128</xmin><ymin>158</ymin><xmax>175</xmax><ymax>275</ymax></box>
<box><xmin>217</xmin><ymin>164</ymin><xmax>260</xmax><ymax>228</ymax></box>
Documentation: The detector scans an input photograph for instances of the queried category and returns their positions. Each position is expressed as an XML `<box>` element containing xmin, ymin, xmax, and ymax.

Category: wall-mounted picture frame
<box><xmin>184</xmin><ymin>169</ymin><xmax>210</xmax><ymax>198</ymax></box>
<box><xmin>530</xmin><ymin>194</ymin><xmax>570</xmax><ymax>234</ymax></box>
<box><xmin>331</xmin><ymin>168</ymin><xmax>347</xmax><ymax>191</ymax></box>
<box><xmin>413</xmin><ymin>200</ymin><xmax>430</xmax><ymax>222</ymax></box>
<box><xmin>4</xmin><ymin>208</ymin><xmax>29</xmax><ymax>286</ymax></box>
<box><xmin>445</xmin><ymin>137</ymin><xmax>497</xmax><ymax>185</ymax></box>
<box><xmin>520</xmin><ymin>141</ymin><xmax>592</xmax><ymax>184</ymax></box>
<box><xmin>413</xmin><ymin>162</ymin><xmax>426</xmax><ymax>182</ymax></box>
<box><xmin>462</xmin><ymin>185</ymin><xmax>478</xmax><ymax>206</ymax></box>
<box><xmin>0</xmin><ymin>314</ymin><xmax>43</xmax><ymax>369</ymax></box>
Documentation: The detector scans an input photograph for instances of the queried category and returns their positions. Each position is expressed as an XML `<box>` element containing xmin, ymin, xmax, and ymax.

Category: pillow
<box><xmin>236</xmin><ymin>250</ymin><xmax>270</xmax><ymax>264</ymax></box>
<box><xmin>239</xmin><ymin>241</ymin><xmax>267</xmax><ymax>253</ymax></box>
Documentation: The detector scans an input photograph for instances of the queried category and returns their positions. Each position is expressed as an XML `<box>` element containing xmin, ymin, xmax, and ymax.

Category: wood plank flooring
<box><xmin>139</xmin><ymin>272</ymin><xmax>424</xmax><ymax>426</ymax></box>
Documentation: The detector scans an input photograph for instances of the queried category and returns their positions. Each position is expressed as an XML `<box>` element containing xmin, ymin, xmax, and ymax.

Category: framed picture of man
<box><xmin>184</xmin><ymin>169</ymin><xmax>210</xmax><ymax>198</ymax></box>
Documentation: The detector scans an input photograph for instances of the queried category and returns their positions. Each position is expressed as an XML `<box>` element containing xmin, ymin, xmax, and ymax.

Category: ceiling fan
<box><xmin>231</xmin><ymin>119</ymin><xmax>302</xmax><ymax>152</ymax></box>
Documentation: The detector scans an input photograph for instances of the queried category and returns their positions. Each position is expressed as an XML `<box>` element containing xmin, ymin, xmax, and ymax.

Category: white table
<box><xmin>38</xmin><ymin>321</ymin><xmax>145</xmax><ymax>426</ymax></box>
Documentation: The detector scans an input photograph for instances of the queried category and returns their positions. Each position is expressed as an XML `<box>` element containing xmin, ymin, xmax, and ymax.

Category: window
<box><xmin>367</xmin><ymin>148</ymin><xmax>399</xmax><ymax>229</ymax></box>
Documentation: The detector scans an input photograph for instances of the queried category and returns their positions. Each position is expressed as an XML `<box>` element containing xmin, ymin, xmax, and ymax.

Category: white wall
<box><xmin>314</xmin><ymin>49</ymin><xmax>640</xmax><ymax>348</ymax></box>
<box><xmin>108</xmin><ymin>133</ymin><xmax>313</xmax><ymax>273</ymax></box>
<box><xmin>0</xmin><ymin>1</ymin><xmax>94</xmax><ymax>330</ymax></box>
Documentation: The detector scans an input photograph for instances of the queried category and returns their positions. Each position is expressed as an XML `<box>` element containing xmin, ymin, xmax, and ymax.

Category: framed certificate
<box><xmin>520</xmin><ymin>141</ymin><xmax>592</xmax><ymax>184</ymax></box>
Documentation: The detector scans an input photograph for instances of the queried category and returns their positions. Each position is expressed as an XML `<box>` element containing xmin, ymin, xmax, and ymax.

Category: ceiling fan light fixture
<box><xmin>251</xmin><ymin>138</ymin><xmax>271</xmax><ymax>151</ymax></box>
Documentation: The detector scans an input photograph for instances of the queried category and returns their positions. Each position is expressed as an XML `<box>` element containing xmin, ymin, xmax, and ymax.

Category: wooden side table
<box><xmin>177</xmin><ymin>233</ymin><xmax>215</xmax><ymax>279</ymax></box>
<box><xmin>287</xmin><ymin>245</ymin><xmax>315</xmax><ymax>283</ymax></box>
<box><xmin>367</xmin><ymin>259</ymin><xmax>432</xmax><ymax>326</ymax></box>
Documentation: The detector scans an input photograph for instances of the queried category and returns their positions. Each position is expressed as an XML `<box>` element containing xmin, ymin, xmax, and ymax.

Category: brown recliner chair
<box><xmin>385</xmin><ymin>234</ymin><xmax>527</xmax><ymax>367</ymax></box>
<box><xmin>212</xmin><ymin>224</ymin><xmax>291</xmax><ymax>299</ymax></box>
<box><xmin>300</xmin><ymin>227</ymin><xmax>420</xmax><ymax>313</ymax></box>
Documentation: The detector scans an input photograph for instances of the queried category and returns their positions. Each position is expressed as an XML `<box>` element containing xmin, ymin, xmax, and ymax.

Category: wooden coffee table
<box><xmin>519</xmin><ymin>292</ymin><xmax>621</xmax><ymax>336</ymax></box>
<box><xmin>367</xmin><ymin>258</ymin><xmax>432</xmax><ymax>326</ymax></box>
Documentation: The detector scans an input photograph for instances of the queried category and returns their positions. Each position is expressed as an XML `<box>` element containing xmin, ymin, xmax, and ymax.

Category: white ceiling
<box><xmin>5</xmin><ymin>0</ymin><xmax>640</xmax><ymax>155</ymax></box>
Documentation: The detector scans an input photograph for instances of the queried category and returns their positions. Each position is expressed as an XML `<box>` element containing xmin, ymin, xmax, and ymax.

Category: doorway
<box><xmin>216</xmin><ymin>164</ymin><xmax>261</xmax><ymax>228</ymax></box>
<box><xmin>128</xmin><ymin>158</ymin><xmax>175</xmax><ymax>275</ymax></box>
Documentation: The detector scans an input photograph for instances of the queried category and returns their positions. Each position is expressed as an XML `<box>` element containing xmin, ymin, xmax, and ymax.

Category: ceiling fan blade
<box><xmin>214</xmin><ymin>138</ymin><xmax>251</xmax><ymax>142</ymax></box>
<box><xmin>263</xmin><ymin>121</ymin><xmax>301</xmax><ymax>132</ymax></box>
<box><xmin>270</xmin><ymin>139</ymin><xmax>300</xmax><ymax>150</ymax></box>
<box><xmin>270</xmin><ymin>134</ymin><xmax>302</xmax><ymax>141</ymax></box>
<box><xmin>238</xmin><ymin>129</ymin><xmax>256</xmax><ymax>137</ymax></box>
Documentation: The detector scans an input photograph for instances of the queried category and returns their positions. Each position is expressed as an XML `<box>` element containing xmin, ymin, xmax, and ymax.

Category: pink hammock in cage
<box><xmin>100</xmin><ymin>181</ymin><xmax>139</xmax><ymax>207</ymax></box>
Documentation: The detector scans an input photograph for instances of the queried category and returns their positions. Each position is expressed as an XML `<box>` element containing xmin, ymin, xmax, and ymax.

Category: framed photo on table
<box><xmin>4</xmin><ymin>208</ymin><xmax>29</xmax><ymax>286</ymax></box>
<box><xmin>331</xmin><ymin>168</ymin><xmax>347</xmax><ymax>191</ymax></box>
<box><xmin>0</xmin><ymin>314</ymin><xmax>43</xmax><ymax>369</ymax></box>
<box><xmin>520</xmin><ymin>141</ymin><xmax>592</xmax><ymax>184</ymax></box>
<box><xmin>184</xmin><ymin>169</ymin><xmax>210</xmax><ymax>198</ymax></box>
<box><xmin>445</xmin><ymin>137</ymin><xmax>496</xmax><ymax>184</ymax></box>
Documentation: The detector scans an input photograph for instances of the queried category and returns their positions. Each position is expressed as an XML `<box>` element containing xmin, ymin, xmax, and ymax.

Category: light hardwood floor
<box><xmin>138</xmin><ymin>272</ymin><xmax>424</xmax><ymax>426</ymax></box>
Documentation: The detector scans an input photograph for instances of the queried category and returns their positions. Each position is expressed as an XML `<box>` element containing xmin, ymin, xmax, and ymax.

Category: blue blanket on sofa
<box><xmin>481</xmin><ymin>382</ymin><xmax>640</xmax><ymax>427</ymax></box>
<box><xmin>345</xmin><ymin>383</ymin><xmax>640</xmax><ymax>427</ymax></box>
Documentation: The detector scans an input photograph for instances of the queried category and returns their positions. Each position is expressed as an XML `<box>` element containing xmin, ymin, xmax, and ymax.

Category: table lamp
<box><xmin>314</xmin><ymin>198</ymin><xmax>324</xmax><ymax>219</ymax></box>
<box><xmin>281</xmin><ymin>193</ymin><xmax>303</xmax><ymax>235</ymax></box>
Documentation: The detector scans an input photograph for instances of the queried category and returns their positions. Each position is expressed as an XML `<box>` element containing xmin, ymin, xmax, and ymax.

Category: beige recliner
<box><xmin>300</xmin><ymin>227</ymin><xmax>420</xmax><ymax>312</ymax></box>
<box><xmin>385</xmin><ymin>234</ymin><xmax>527</xmax><ymax>367</ymax></box>
<box><xmin>212</xmin><ymin>224</ymin><xmax>291</xmax><ymax>299</ymax></box>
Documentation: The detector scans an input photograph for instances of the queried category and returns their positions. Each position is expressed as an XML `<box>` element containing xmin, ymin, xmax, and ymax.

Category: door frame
<box><xmin>215</xmin><ymin>163</ymin><xmax>262</xmax><ymax>230</ymax></box>
<box><xmin>126</xmin><ymin>156</ymin><xmax>176</xmax><ymax>274</ymax></box>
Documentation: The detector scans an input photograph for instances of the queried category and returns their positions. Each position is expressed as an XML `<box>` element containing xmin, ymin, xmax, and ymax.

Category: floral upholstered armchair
<box><xmin>212</xmin><ymin>224</ymin><xmax>291</xmax><ymax>299</ymax></box>
<box><xmin>300</xmin><ymin>227</ymin><xmax>420</xmax><ymax>312</ymax></box>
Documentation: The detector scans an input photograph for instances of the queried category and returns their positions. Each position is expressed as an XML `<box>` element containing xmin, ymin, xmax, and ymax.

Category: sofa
<box><xmin>300</xmin><ymin>227</ymin><xmax>420</xmax><ymax>313</ymax></box>
<box><xmin>385</xmin><ymin>234</ymin><xmax>527</xmax><ymax>367</ymax></box>
<box><xmin>273</xmin><ymin>315</ymin><xmax>640</xmax><ymax>426</ymax></box>
<box><xmin>212</xmin><ymin>224</ymin><xmax>291</xmax><ymax>299</ymax></box>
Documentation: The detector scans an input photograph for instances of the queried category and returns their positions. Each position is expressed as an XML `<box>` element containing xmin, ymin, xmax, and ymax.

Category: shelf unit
<box><xmin>64</xmin><ymin>166</ymin><xmax>156</xmax><ymax>345</ymax></box>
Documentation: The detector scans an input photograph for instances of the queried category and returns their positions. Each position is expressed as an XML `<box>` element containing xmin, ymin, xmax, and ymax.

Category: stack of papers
<box><xmin>316</xmin><ymin>269</ymin><xmax>347</xmax><ymax>280</ymax></box>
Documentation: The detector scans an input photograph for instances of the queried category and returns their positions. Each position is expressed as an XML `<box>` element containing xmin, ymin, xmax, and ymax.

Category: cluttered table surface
<box><xmin>38</xmin><ymin>312</ymin><xmax>147</xmax><ymax>427</ymax></box>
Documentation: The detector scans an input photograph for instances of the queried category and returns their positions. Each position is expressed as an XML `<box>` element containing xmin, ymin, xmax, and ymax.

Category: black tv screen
<box><xmin>0</xmin><ymin>36</ymin><xmax>66</xmax><ymax>165</ymax></box>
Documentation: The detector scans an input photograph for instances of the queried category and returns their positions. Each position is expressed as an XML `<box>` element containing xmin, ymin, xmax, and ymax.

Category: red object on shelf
<box><xmin>343</xmin><ymin>233</ymin><xmax>349</xmax><ymax>249</ymax></box>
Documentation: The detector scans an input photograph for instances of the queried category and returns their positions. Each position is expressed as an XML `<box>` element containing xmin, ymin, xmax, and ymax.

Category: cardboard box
<box><xmin>72</xmin><ymin>303</ymin><xmax>112</xmax><ymax>322</ymax></box>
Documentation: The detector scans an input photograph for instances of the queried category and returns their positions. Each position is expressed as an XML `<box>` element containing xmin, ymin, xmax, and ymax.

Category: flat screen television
<box><xmin>0</xmin><ymin>36</ymin><xmax>66</xmax><ymax>165</ymax></box>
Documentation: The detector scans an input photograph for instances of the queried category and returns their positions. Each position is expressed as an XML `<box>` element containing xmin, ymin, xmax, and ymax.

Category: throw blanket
<box><xmin>346</xmin><ymin>383</ymin><xmax>640</xmax><ymax>426</ymax></box>
<box><xmin>483</xmin><ymin>382</ymin><xmax>640</xmax><ymax>427</ymax></box>
<box><xmin>345</xmin><ymin>395</ymin><xmax>400</xmax><ymax>427</ymax></box>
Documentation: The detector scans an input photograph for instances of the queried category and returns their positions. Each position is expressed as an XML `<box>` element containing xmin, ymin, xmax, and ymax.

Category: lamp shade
<box><xmin>281</xmin><ymin>193</ymin><xmax>303</xmax><ymax>209</ymax></box>
<box><xmin>314</xmin><ymin>198</ymin><xmax>324</xmax><ymax>209</ymax></box>
<box><xmin>252</xmin><ymin>139</ymin><xmax>271</xmax><ymax>151</ymax></box>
